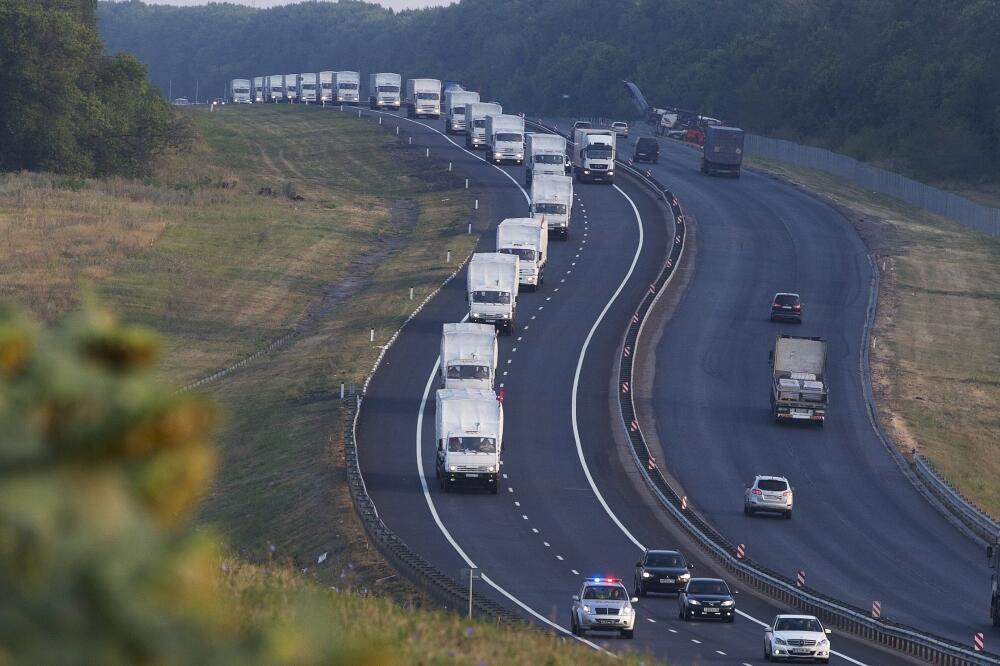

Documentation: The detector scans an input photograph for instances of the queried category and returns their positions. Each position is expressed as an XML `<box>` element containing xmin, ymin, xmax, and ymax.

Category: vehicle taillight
<box><xmin>793</xmin><ymin>303</ymin><xmax>801</xmax><ymax>310</ymax></box>
<box><xmin>773</xmin><ymin>302</ymin><xmax>781</xmax><ymax>308</ymax></box>
<box><xmin>783</xmin><ymin>491</ymin><xmax>792</xmax><ymax>497</ymax></box>
<box><xmin>751</xmin><ymin>488</ymin><xmax>763</xmax><ymax>495</ymax></box>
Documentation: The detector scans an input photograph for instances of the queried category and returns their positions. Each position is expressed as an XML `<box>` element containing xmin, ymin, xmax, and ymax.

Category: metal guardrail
<box><xmin>914</xmin><ymin>453</ymin><xmax>1000</xmax><ymax>543</ymax></box>
<box><xmin>525</xmin><ymin>118</ymin><xmax>998</xmax><ymax>666</ymax></box>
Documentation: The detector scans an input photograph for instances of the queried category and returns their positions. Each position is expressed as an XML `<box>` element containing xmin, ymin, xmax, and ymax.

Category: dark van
<box><xmin>633</xmin><ymin>137</ymin><xmax>659</xmax><ymax>164</ymax></box>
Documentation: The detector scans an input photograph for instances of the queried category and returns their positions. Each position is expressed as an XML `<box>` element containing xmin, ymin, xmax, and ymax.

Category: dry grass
<box><xmin>747</xmin><ymin>156</ymin><xmax>1000</xmax><ymax>518</ymax></box>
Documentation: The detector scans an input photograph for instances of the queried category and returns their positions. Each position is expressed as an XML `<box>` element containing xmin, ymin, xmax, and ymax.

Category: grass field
<box><xmin>748</xmin><ymin>156</ymin><xmax>1000</xmax><ymax>519</ymax></box>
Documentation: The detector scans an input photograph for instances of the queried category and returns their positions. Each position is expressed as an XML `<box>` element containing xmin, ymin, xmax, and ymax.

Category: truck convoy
<box><xmin>444</xmin><ymin>90</ymin><xmax>480</xmax><ymax>134</ymax></box>
<box><xmin>319</xmin><ymin>71</ymin><xmax>334</xmax><ymax>103</ymax></box>
<box><xmin>467</xmin><ymin>253</ymin><xmax>519</xmax><ymax>335</ymax></box>
<box><xmin>405</xmin><ymin>78</ymin><xmax>442</xmax><ymax>118</ymax></box>
<box><xmin>530</xmin><ymin>174</ymin><xmax>573</xmax><ymax>240</ymax></box>
<box><xmin>265</xmin><ymin>74</ymin><xmax>284</xmax><ymax>103</ymax></box>
<box><xmin>332</xmin><ymin>71</ymin><xmax>360</xmax><ymax>104</ymax></box>
<box><xmin>571</xmin><ymin>129</ymin><xmax>616</xmax><ymax>183</ymax></box>
<box><xmin>770</xmin><ymin>335</ymin><xmax>828</xmax><ymax>425</ymax></box>
<box><xmin>297</xmin><ymin>73</ymin><xmax>317</xmax><ymax>104</ymax></box>
<box><xmin>497</xmin><ymin>218</ymin><xmax>548</xmax><ymax>291</ymax></box>
<box><xmin>252</xmin><ymin>77</ymin><xmax>264</xmax><ymax>103</ymax></box>
<box><xmin>484</xmin><ymin>113</ymin><xmax>525</xmax><ymax>165</ymax></box>
<box><xmin>702</xmin><ymin>125</ymin><xmax>745</xmax><ymax>177</ymax></box>
<box><xmin>440</xmin><ymin>323</ymin><xmax>498</xmax><ymax>391</ymax></box>
<box><xmin>368</xmin><ymin>72</ymin><xmax>401</xmax><ymax>110</ymax></box>
<box><xmin>228</xmin><ymin>79</ymin><xmax>251</xmax><ymax>104</ymax></box>
<box><xmin>283</xmin><ymin>74</ymin><xmax>298</xmax><ymax>103</ymax></box>
<box><xmin>525</xmin><ymin>133</ymin><xmax>568</xmax><ymax>186</ymax></box>
<box><xmin>464</xmin><ymin>101</ymin><xmax>502</xmax><ymax>150</ymax></box>
<box><xmin>435</xmin><ymin>388</ymin><xmax>503</xmax><ymax>493</ymax></box>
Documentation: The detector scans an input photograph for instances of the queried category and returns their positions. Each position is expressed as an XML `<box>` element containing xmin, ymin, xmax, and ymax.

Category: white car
<box><xmin>745</xmin><ymin>475</ymin><xmax>793</xmax><ymax>518</ymax></box>
<box><xmin>611</xmin><ymin>121</ymin><xmax>629</xmax><ymax>137</ymax></box>
<box><xmin>764</xmin><ymin>614</ymin><xmax>831</xmax><ymax>663</ymax></box>
<box><xmin>570</xmin><ymin>577</ymin><xmax>637</xmax><ymax>639</ymax></box>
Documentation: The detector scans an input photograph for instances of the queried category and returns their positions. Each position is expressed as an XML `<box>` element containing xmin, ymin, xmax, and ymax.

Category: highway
<box><xmin>350</xmin><ymin>106</ymin><xmax>917</xmax><ymax>665</ymax></box>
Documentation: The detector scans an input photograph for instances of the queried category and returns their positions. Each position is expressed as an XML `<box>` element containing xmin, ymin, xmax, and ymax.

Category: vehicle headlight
<box><xmin>622</xmin><ymin>606</ymin><xmax>633</xmax><ymax>616</ymax></box>
<box><xmin>775</xmin><ymin>638</ymin><xmax>787</xmax><ymax>646</ymax></box>
<box><xmin>495</xmin><ymin>152</ymin><xmax>503</xmax><ymax>159</ymax></box>
<box><xmin>641</xmin><ymin>571</ymin><xmax>652</xmax><ymax>578</ymax></box>
<box><xmin>721</xmin><ymin>599</ymin><xmax>734</xmax><ymax>606</ymax></box>
<box><xmin>678</xmin><ymin>572</ymin><xmax>690</xmax><ymax>580</ymax></box>
<box><xmin>818</xmin><ymin>639</ymin><xmax>829</xmax><ymax>647</ymax></box>
<box><xmin>449</xmin><ymin>465</ymin><xmax>457</xmax><ymax>472</ymax></box>
<box><xmin>487</xmin><ymin>465</ymin><xmax>495</xmax><ymax>472</ymax></box>
<box><xmin>688</xmin><ymin>599</ymin><xmax>701</xmax><ymax>606</ymax></box>
<box><xmin>582</xmin><ymin>605</ymin><xmax>591</xmax><ymax>613</ymax></box>
<box><xmin>516</xmin><ymin>154</ymin><xmax>523</xmax><ymax>159</ymax></box>
<box><xmin>608</xmin><ymin>170</ymin><xmax>615</xmax><ymax>174</ymax></box>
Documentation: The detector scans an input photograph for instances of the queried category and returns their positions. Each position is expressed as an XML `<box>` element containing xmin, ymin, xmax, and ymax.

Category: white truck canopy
<box><xmin>468</xmin><ymin>253</ymin><xmax>519</xmax><ymax>293</ymax></box>
<box><xmin>435</xmin><ymin>388</ymin><xmax>503</xmax><ymax>448</ymax></box>
<box><xmin>527</xmin><ymin>133</ymin><xmax>566</xmax><ymax>156</ymax></box>
<box><xmin>441</xmin><ymin>323</ymin><xmax>497</xmax><ymax>389</ymax></box>
<box><xmin>446</xmin><ymin>90</ymin><xmax>479</xmax><ymax>112</ymax></box>
<box><xmin>497</xmin><ymin>217</ymin><xmax>547</xmax><ymax>249</ymax></box>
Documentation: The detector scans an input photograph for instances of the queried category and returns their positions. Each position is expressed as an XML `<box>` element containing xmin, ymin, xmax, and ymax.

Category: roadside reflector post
<box><xmin>449</xmin><ymin>162</ymin><xmax>453</xmax><ymax>171</ymax></box>
<box><xmin>378</xmin><ymin>116</ymin><xmax>382</xmax><ymax>125</ymax></box>
<box><xmin>358</xmin><ymin>109</ymin><xmax>361</xmax><ymax>118</ymax></box>
<box><xmin>340</xmin><ymin>104</ymin><xmax>343</xmax><ymax>112</ymax></box>
<box><xmin>340</xmin><ymin>383</ymin><xmax>345</xmax><ymax>399</ymax></box>
<box><xmin>796</xmin><ymin>570</ymin><xmax>806</xmax><ymax>587</ymax></box>
<box><xmin>426</xmin><ymin>147</ymin><xmax>429</xmax><ymax>158</ymax></box>
<box><xmin>370</xmin><ymin>328</ymin><xmax>374</xmax><ymax>343</ymax></box>
<box><xmin>475</xmin><ymin>199</ymin><xmax>479</xmax><ymax>210</ymax></box>
<box><xmin>681</xmin><ymin>496</ymin><xmax>688</xmax><ymax>510</ymax></box>
<box><xmin>408</xmin><ymin>136</ymin><xmax>412</xmax><ymax>145</ymax></box>
<box><xmin>871</xmin><ymin>600</ymin><xmax>881</xmax><ymax>618</ymax></box>
<box><xmin>974</xmin><ymin>632</ymin><xmax>984</xmax><ymax>651</ymax></box>
<box><xmin>446</xmin><ymin>250</ymin><xmax>451</xmax><ymax>263</ymax></box>
<box><xmin>396</xmin><ymin>126</ymin><xmax>399</xmax><ymax>135</ymax></box>
<box><xmin>736</xmin><ymin>543</ymin><xmax>745</xmax><ymax>559</ymax></box>
<box><xmin>467</xmin><ymin>223</ymin><xmax>472</xmax><ymax>235</ymax></box>
<box><xmin>465</xmin><ymin>178</ymin><xmax>469</xmax><ymax>189</ymax></box>
<box><xmin>409</xmin><ymin>287</ymin><xmax>414</xmax><ymax>300</ymax></box>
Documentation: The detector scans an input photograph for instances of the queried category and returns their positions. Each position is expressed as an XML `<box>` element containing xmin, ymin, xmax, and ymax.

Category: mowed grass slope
<box><xmin>747</xmin><ymin>156</ymin><xmax>1000</xmax><ymax>518</ymax></box>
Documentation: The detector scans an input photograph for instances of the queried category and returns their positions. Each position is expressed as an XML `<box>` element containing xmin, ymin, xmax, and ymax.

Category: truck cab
<box><xmin>252</xmin><ymin>77</ymin><xmax>264</xmax><ymax>103</ymax></box>
<box><xmin>497</xmin><ymin>218</ymin><xmax>547</xmax><ymax>291</ymax></box>
<box><xmin>283</xmin><ymin>74</ymin><xmax>298</xmax><ymax>103</ymax></box>
<box><xmin>572</xmin><ymin>129</ymin><xmax>616</xmax><ymax>183</ymax></box>
<box><xmin>297</xmin><ymin>73</ymin><xmax>317</xmax><ymax>104</ymax></box>
<box><xmin>266</xmin><ymin>74</ymin><xmax>284</xmax><ymax>103</ymax></box>
<box><xmin>440</xmin><ymin>323</ymin><xmax>498</xmax><ymax>391</ymax></box>
<box><xmin>770</xmin><ymin>335</ymin><xmax>828</xmax><ymax>425</ymax></box>
<box><xmin>319</xmin><ymin>71</ymin><xmax>334</xmax><ymax>103</ymax></box>
<box><xmin>406</xmin><ymin>78</ymin><xmax>441</xmax><ymax>118</ymax></box>
<box><xmin>464</xmin><ymin>101</ymin><xmax>502</xmax><ymax>150</ymax></box>
<box><xmin>369</xmin><ymin>72</ymin><xmax>401</xmax><ymax>110</ymax></box>
<box><xmin>525</xmin><ymin>133</ymin><xmax>568</xmax><ymax>186</ymax></box>
<box><xmin>530</xmin><ymin>174</ymin><xmax>573</xmax><ymax>240</ymax></box>
<box><xmin>333</xmin><ymin>71</ymin><xmax>360</xmax><ymax>104</ymax></box>
<box><xmin>228</xmin><ymin>79</ymin><xmax>251</xmax><ymax>104</ymax></box>
<box><xmin>485</xmin><ymin>114</ymin><xmax>525</xmax><ymax>165</ymax></box>
<box><xmin>444</xmin><ymin>90</ymin><xmax>480</xmax><ymax>134</ymax></box>
<box><xmin>467</xmin><ymin>252</ymin><xmax>519</xmax><ymax>335</ymax></box>
<box><xmin>435</xmin><ymin>388</ymin><xmax>503</xmax><ymax>494</ymax></box>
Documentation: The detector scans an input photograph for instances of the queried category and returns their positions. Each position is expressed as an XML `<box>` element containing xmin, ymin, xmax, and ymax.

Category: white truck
<box><xmin>497</xmin><ymin>218</ymin><xmax>548</xmax><ymax>290</ymax></box>
<box><xmin>405</xmin><ymin>78</ymin><xmax>442</xmax><ymax>118</ymax></box>
<box><xmin>332</xmin><ymin>71</ymin><xmax>360</xmax><ymax>104</ymax></box>
<box><xmin>467</xmin><ymin>252</ymin><xmax>519</xmax><ymax>335</ymax></box>
<box><xmin>440</xmin><ymin>323</ymin><xmax>498</xmax><ymax>390</ymax></box>
<box><xmin>525</xmin><ymin>133</ymin><xmax>568</xmax><ymax>186</ymax></box>
<box><xmin>444</xmin><ymin>90</ymin><xmax>480</xmax><ymax>134</ymax></box>
<box><xmin>297</xmin><ymin>73</ymin><xmax>317</xmax><ymax>104</ymax></box>
<box><xmin>283</xmin><ymin>74</ymin><xmax>298</xmax><ymax>103</ymax></box>
<box><xmin>770</xmin><ymin>335</ymin><xmax>828</xmax><ymax>425</ymax></box>
<box><xmin>252</xmin><ymin>76</ymin><xmax>264</xmax><ymax>103</ymax></box>
<box><xmin>319</xmin><ymin>71</ymin><xmax>334</xmax><ymax>103</ymax></box>
<box><xmin>530</xmin><ymin>174</ymin><xmax>574</xmax><ymax>240</ymax></box>
<box><xmin>485</xmin><ymin>114</ymin><xmax>525</xmax><ymax>165</ymax></box>
<box><xmin>265</xmin><ymin>74</ymin><xmax>284</xmax><ymax>103</ymax></box>
<box><xmin>368</xmin><ymin>72</ymin><xmax>401</xmax><ymax>110</ymax></box>
<box><xmin>464</xmin><ymin>101</ymin><xmax>502</xmax><ymax>150</ymax></box>
<box><xmin>572</xmin><ymin>128</ymin><xmax>616</xmax><ymax>183</ymax></box>
<box><xmin>228</xmin><ymin>79</ymin><xmax>251</xmax><ymax>104</ymax></box>
<box><xmin>435</xmin><ymin>388</ymin><xmax>503</xmax><ymax>494</ymax></box>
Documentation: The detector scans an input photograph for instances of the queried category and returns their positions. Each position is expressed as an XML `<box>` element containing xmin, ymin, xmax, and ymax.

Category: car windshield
<box><xmin>585</xmin><ymin>146</ymin><xmax>613</xmax><ymax>159</ymax></box>
<box><xmin>498</xmin><ymin>247</ymin><xmax>536</xmax><ymax>262</ymax></box>
<box><xmin>583</xmin><ymin>585</ymin><xmax>626</xmax><ymax>600</ymax></box>
<box><xmin>446</xmin><ymin>364</ymin><xmax>490</xmax><ymax>380</ymax></box>
<box><xmin>378</xmin><ymin>85</ymin><xmax>400</xmax><ymax>93</ymax></box>
<box><xmin>775</xmin><ymin>294</ymin><xmax>800</xmax><ymax>305</ymax></box>
<box><xmin>646</xmin><ymin>552</ymin><xmax>684</xmax><ymax>567</ymax></box>
<box><xmin>496</xmin><ymin>132</ymin><xmax>522</xmax><ymax>142</ymax></box>
<box><xmin>338</xmin><ymin>82</ymin><xmax>358</xmax><ymax>90</ymax></box>
<box><xmin>417</xmin><ymin>92</ymin><xmax>439</xmax><ymax>100</ymax></box>
<box><xmin>447</xmin><ymin>436</ymin><xmax>497</xmax><ymax>453</ymax></box>
<box><xmin>534</xmin><ymin>202</ymin><xmax>567</xmax><ymax>215</ymax></box>
<box><xmin>535</xmin><ymin>154</ymin><xmax>563</xmax><ymax>164</ymax></box>
<box><xmin>472</xmin><ymin>290</ymin><xmax>510</xmax><ymax>304</ymax></box>
<box><xmin>758</xmin><ymin>479</ymin><xmax>788</xmax><ymax>492</ymax></box>
<box><xmin>613</xmin><ymin>123</ymin><xmax>627</xmax><ymax>129</ymax></box>
<box><xmin>687</xmin><ymin>580</ymin><xmax>729</xmax><ymax>595</ymax></box>
<box><xmin>776</xmin><ymin>618</ymin><xmax>823</xmax><ymax>633</ymax></box>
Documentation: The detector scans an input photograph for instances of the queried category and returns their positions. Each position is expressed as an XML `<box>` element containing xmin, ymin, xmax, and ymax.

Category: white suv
<box><xmin>570</xmin><ymin>577</ymin><xmax>637</xmax><ymax>639</ymax></box>
<box><xmin>764</xmin><ymin>614</ymin><xmax>831</xmax><ymax>662</ymax></box>
<box><xmin>745</xmin><ymin>475</ymin><xmax>793</xmax><ymax>519</ymax></box>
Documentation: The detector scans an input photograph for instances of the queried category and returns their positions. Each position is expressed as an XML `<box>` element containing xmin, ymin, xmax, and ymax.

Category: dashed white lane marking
<box><xmin>554</xmin><ymin>287</ymin><xmax>560</xmax><ymax>292</ymax></box>
<box><xmin>556</xmin><ymin>555</ymin><xmax>564</xmax><ymax>561</ymax></box>
<box><xmin>512</xmin><ymin>347</ymin><xmax>517</xmax><ymax>352</ymax></box>
<box><xmin>517</xmin><ymin>336</ymin><xmax>522</xmax><ymax>341</ymax></box>
<box><xmin>571</xmin><ymin>262</ymin><xmax>576</xmax><ymax>266</ymax></box>
<box><xmin>507</xmin><ymin>487</ymin><xmax>513</xmax><ymax>493</ymax></box>
<box><xmin>646</xmin><ymin>618</ymin><xmax>656</xmax><ymax>623</ymax></box>
<box><xmin>521</xmin><ymin>514</ymin><xmax>528</xmax><ymax>520</ymax></box>
<box><xmin>543</xmin><ymin>541</ymin><xmax>550</xmax><ymax>547</ymax></box>
<box><xmin>571</xmin><ymin>569</ymin><xmax>579</xmax><ymax>575</ymax></box>
<box><xmin>575</xmin><ymin>254</ymin><xmax>580</xmax><ymax>258</ymax></box>
<box><xmin>668</xmin><ymin>628</ymin><xmax>678</xmax><ymax>634</ymax></box>
<box><xmin>537</xmin><ymin>305</ymin><xmax>544</xmax><ymax>310</ymax></box>
<box><xmin>507</xmin><ymin>359</ymin><xmax>512</xmax><ymax>364</ymax></box>
<box><xmin>502</xmin><ymin>370</ymin><xmax>508</xmax><ymax>376</ymax></box>
<box><xmin>514</xmin><ymin>501</ymin><xmax>520</xmax><ymax>506</ymax></box>
<box><xmin>545</xmin><ymin>297</ymin><xmax>551</xmax><ymax>301</ymax></box>
<box><xmin>716</xmin><ymin>651</ymin><xmax>726</xmax><ymax>656</ymax></box>
<box><xmin>530</xmin><ymin>315</ymin><xmax>536</xmax><ymax>320</ymax></box>
<box><xmin>566</xmin><ymin>270</ymin><xmax>572</xmax><ymax>274</ymax></box>
<box><xmin>691</xmin><ymin>639</ymin><xmax>701</xmax><ymax>644</ymax></box>
<box><xmin>523</xmin><ymin>325</ymin><xmax>529</xmax><ymax>329</ymax></box>
<box><xmin>532</xmin><ymin>528</ymin><xmax>539</xmax><ymax>534</ymax></box>
<box><xmin>560</xmin><ymin>278</ymin><xmax>566</xmax><ymax>283</ymax></box>
<box><xmin>502</xmin><ymin>473</ymin><xmax>508</xmax><ymax>479</ymax></box>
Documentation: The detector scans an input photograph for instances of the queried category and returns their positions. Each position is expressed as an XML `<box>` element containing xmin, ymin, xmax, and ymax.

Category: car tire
<box><xmin>764</xmin><ymin>645</ymin><xmax>772</xmax><ymax>661</ymax></box>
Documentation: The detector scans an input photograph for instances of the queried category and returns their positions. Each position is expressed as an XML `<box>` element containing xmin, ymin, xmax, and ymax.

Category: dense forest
<box><xmin>97</xmin><ymin>0</ymin><xmax>1000</xmax><ymax>182</ymax></box>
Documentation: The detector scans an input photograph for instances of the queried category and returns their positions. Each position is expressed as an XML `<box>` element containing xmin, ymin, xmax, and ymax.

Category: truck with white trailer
<box><xmin>405</xmin><ymin>78</ymin><xmax>442</xmax><ymax>118</ymax></box>
<box><xmin>769</xmin><ymin>335</ymin><xmax>828</xmax><ymax>425</ymax></box>
<box><xmin>435</xmin><ymin>388</ymin><xmax>503</xmax><ymax>494</ymax></box>
<box><xmin>484</xmin><ymin>114</ymin><xmax>525</xmax><ymax>165</ymax></box>
<box><xmin>467</xmin><ymin>253</ymin><xmax>519</xmax><ymax>335</ymax></box>
<box><xmin>319</xmin><ymin>71</ymin><xmax>334</xmax><ymax>103</ymax></box>
<box><xmin>252</xmin><ymin>76</ymin><xmax>264</xmax><ymax>103</ymax></box>
<box><xmin>297</xmin><ymin>73</ymin><xmax>317</xmax><ymax>104</ymax></box>
<box><xmin>283</xmin><ymin>74</ymin><xmax>298</xmax><ymax>103</ymax></box>
<box><xmin>530</xmin><ymin>174</ymin><xmax>573</xmax><ymax>240</ymax></box>
<box><xmin>572</xmin><ymin>128</ymin><xmax>616</xmax><ymax>183</ymax></box>
<box><xmin>368</xmin><ymin>72</ymin><xmax>401</xmax><ymax>110</ymax></box>
<box><xmin>525</xmin><ymin>133</ymin><xmax>568</xmax><ymax>186</ymax></box>
<box><xmin>464</xmin><ymin>101</ymin><xmax>502</xmax><ymax>150</ymax></box>
<box><xmin>444</xmin><ymin>90</ymin><xmax>480</xmax><ymax>134</ymax></box>
<box><xmin>333</xmin><ymin>71</ymin><xmax>360</xmax><ymax>104</ymax></box>
<box><xmin>440</xmin><ymin>323</ymin><xmax>498</xmax><ymax>391</ymax></box>
<box><xmin>228</xmin><ymin>79</ymin><xmax>251</xmax><ymax>104</ymax></box>
<box><xmin>265</xmin><ymin>74</ymin><xmax>284</xmax><ymax>103</ymax></box>
<box><xmin>497</xmin><ymin>218</ymin><xmax>547</xmax><ymax>291</ymax></box>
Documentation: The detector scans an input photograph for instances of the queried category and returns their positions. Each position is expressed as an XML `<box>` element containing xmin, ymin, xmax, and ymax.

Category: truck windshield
<box><xmin>585</xmin><ymin>146</ymin><xmax>613</xmax><ymax>159</ymax></box>
<box><xmin>302</xmin><ymin>84</ymin><xmax>315</xmax><ymax>90</ymax></box>
<box><xmin>234</xmin><ymin>87</ymin><xmax>250</xmax><ymax>94</ymax></box>
<box><xmin>321</xmin><ymin>83</ymin><xmax>332</xmax><ymax>90</ymax></box>
<box><xmin>496</xmin><ymin>133</ymin><xmax>522</xmax><ymax>142</ymax></box>
<box><xmin>338</xmin><ymin>83</ymin><xmax>359</xmax><ymax>90</ymax></box>
<box><xmin>534</xmin><ymin>154</ymin><xmax>563</xmax><ymax>164</ymax></box>
<box><xmin>472</xmin><ymin>290</ymin><xmax>510</xmax><ymax>304</ymax></box>
<box><xmin>272</xmin><ymin>86</ymin><xmax>284</xmax><ymax>92</ymax></box>
<box><xmin>378</xmin><ymin>85</ymin><xmax>400</xmax><ymax>93</ymax></box>
<box><xmin>499</xmin><ymin>247</ymin><xmax>536</xmax><ymax>262</ymax></box>
<box><xmin>447</xmin><ymin>436</ymin><xmax>497</xmax><ymax>453</ymax></box>
<box><xmin>417</xmin><ymin>92</ymin><xmax>440</xmax><ymax>100</ymax></box>
<box><xmin>451</xmin><ymin>107</ymin><xmax>465</xmax><ymax>115</ymax></box>
<box><xmin>534</xmin><ymin>203</ymin><xmax>567</xmax><ymax>215</ymax></box>
<box><xmin>446</xmin><ymin>364</ymin><xmax>491</xmax><ymax>380</ymax></box>
<box><xmin>473</xmin><ymin>119</ymin><xmax>486</xmax><ymax>128</ymax></box>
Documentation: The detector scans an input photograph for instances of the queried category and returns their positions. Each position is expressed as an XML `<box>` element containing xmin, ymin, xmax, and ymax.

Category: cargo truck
<box><xmin>228</xmin><ymin>78</ymin><xmax>251</xmax><ymax>104</ymax></box>
<box><xmin>525</xmin><ymin>133</ymin><xmax>568</xmax><ymax>186</ymax></box>
<box><xmin>464</xmin><ymin>101</ymin><xmax>502</xmax><ymax>149</ymax></box>
<box><xmin>283</xmin><ymin>74</ymin><xmax>298</xmax><ymax>103</ymax></box>
<box><xmin>368</xmin><ymin>72</ymin><xmax>401</xmax><ymax>110</ymax></box>
<box><xmin>297</xmin><ymin>73</ymin><xmax>317</xmax><ymax>104</ymax></box>
<box><xmin>497</xmin><ymin>217</ymin><xmax>547</xmax><ymax>291</ymax></box>
<box><xmin>484</xmin><ymin>114</ymin><xmax>524</xmax><ymax>165</ymax></box>
<box><xmin>467</xmin><ymin>253</ymin><xmax>519</xmax><ymax>335</ymax></box>
<box><xmin>701</xmin><ymin>126</ymin><xmax>744</xmax><ymax>177</ymax></box>
<box><xmin>333</xmin><ymin>71</ymin><xmax>360</xmax><ymax>104</ymax></box>
<box><xmin>405</xmin><ymin>78</ymin><xmax>441</xmax><ymax>118</ymax></box>
<box><xmin>572</xmin><ymin>129</ymin><xmax>616</xmax><ymax>183</ymax></box>
<box><xmin>252</xmin><ymin>76</ymin><xmax>264</xmax><ymax>103</ymax></box>
<box><xmin>769</xmin><ymin>335</ymin><xmax>828</xmax><ymax>425</ymax></box>
<box><xmin>440</xmin><ymin>323</ymin><xmax>498</xmax><ymax>391</ymax></box>
<box><xmin>530</xmin><ymin>174</ymin><xmax>573</xmax><ymax>240</ymax></box>
<box><xmin>444</xmin><ymin>90</ymin><xmax>480</xmax><ymax>134</ymax></box>
<box><xmin>265</xmin><ymin>74</ymin><xmax>284</xmax><ymax>103</ymax></box>
<box><xmin>319</xmin><ymin>71</ymin><xmax>334</xmax><ymax>103</ymax></box>
<box><xmin>435</xmin><ymin>388</ymin><xmax>503</xmax><ymax>494</ymax></box>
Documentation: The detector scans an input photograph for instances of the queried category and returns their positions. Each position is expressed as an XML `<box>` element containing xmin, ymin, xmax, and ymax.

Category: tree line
<box><xmin>97</xmin><ymin>0</ymin><xmax>1000</xmax><ymax>182</ymax></box>
<box><xmin>0</xmin><ymin>0</ymin><xmax>185</xmax><ymax>177</ymax></box>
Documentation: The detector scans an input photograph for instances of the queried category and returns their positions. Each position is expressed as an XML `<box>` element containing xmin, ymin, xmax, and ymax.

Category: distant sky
<box><xmin>131</xmin><ymin>0</ymin><xmax>454</xmax><ymax>8</ymax></box>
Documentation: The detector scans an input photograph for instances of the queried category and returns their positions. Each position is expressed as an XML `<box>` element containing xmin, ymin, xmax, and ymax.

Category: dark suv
<box><xmin>770</xmin><ymin>292</ymin><xmax>802</xmax><ymax>323</ymax></box>
<box><xmin>633</xmin><ymin>137</ymin><xmax>659</xmax><ymax>164</ymax></box>
<box><xmin>678</xmin><ymin>578</ymin><xmax>737</xmax><ymax>622</ymax></box>
<box><xmin>634</xmin><ymin>549</ymin><xmax>693</xmax><ymax>596</ymax></box>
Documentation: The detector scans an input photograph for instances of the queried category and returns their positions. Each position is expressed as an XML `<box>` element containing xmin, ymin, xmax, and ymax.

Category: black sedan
<box><xmin>678</xmin><ymin>578</ymin><xmax>737</xmax><ymax>622</ymax></box>
<box><xmin>770</xmin><ymin>292</ymin><xmax>802</xmax><ymax>323</ymax></box>
<box><xmin>634</xmin><ymin>549</ymin><xmax>693</xmax><ymax>596</ymax></box>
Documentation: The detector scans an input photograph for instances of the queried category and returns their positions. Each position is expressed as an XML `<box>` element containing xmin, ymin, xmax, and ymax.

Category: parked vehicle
<box><xmin>368</xmin><ymin>72</ymin><xmax>401</xmax><ymax>110</ymax></box>
<box><xmin>297</xmin><ymin>73</ymin><xmax>317</xmax><ymax>104</ymax></box>
<box><xmin>333</xmin><ymin>71</ymin><xmax>360</xmax><ymax>104</ymax></box>
<box><xmin>770</xmin><ymin>292</ymin><xmax>802</xmax><ymax>323</ymax></box>
<box><xmin>763</xmin><ymin>615</ymin><xmax>831</xmax><ymax>663</ymax></box>
<box><xmin>252</xmin><ymin>76</ymin><xmax>264</xmax><ymax>103</ymax></box>
<box><xmin>745</xmin><ymin>475</ymin><xmax>793</xmax><ymax>518</ymax></box>
<box><xmin>319</xmin><ymin>71</ymin><xmax>335</xmax><ymax>103</ymax></box>
<box><xmin>283</xmin><ymin>74</ymin><xmax>298</xmax><ymax>103</ymax></box>
<box><xmin>497</xmin><ymin>218</ymin><xmax>547</xmax><ymax>291</ymax></box>
<box><xmin>467</xmin><ymin>253</ymin><xmax>519</xmax><ymax>335</ymax></box>
<box><xmin>634</xmin><ymin>549</ymin><xmax>693</xmax><ymax>596</ymax></box>
<box><xmin>572</xmin><ymin>129</ymin><xmax>616</xmax><ymax>183</ymax></box>
<box><xmin>464</xmin><ymin>101</ymin><xmax>502</xmax><ymax>149</ymax></box>
<box><xmin>265</xmin><ymin>75</ymin><xmax>284</xmax><ymax>103</ymax></box>
<box><xmin>770</xmin><ymin>335</ymin><xmax>828</xmax><ymax>425</ymax></box>
<box><xmin>434</xmin><ymin>388</ymin><xmax>502</xmax><ymax>494</ymax></box>
<box><xmin>611</xmin><ymin>121</ymin><xmax>629</xmax><ymax>137</ymax></box>
<box><xmin>525</xmin><ymin>133</ymin><xmax>568</xmax><ymax>186</ymax></box>
<box><xmin>677</xmin><ymin>578</ymin><xmax>736</xmax><ymax>622</ymax></box>
<box><xmin>701</xmin><ymin>125</ymin><xmax>744</xmax><ymax>176</ymax></box>
<box><xmin>530</xmin><ymin>174</ymin><xmax>573</xmax><ymax>240</ymax></box>
<box><xmin>484</xmin><ymin>114</ymin><xmax>525</xmax><ymax>165</ymax></box>
<box><xmin>405</xmin><ymin>78</ymin><xmax>442</xmax><ymax>118</ymax></box>
<box><xmin>570</xmin><ymin>578</ymin><xmax>637</xmax><ymax>639</ymax></box>
<box><xmin>228</xmin><ymin>79</ymin><xmax>251</xmax><ymax>104</ymax></box>
<box><xmin>444</xmin><ymin>90</ymin><xmax>480</xmax><ymax>134</ymax></box>
<box><xmin>440</xmin><ymin>323</ymin><xmax>497</xmax><ymax>391</ymax></box>
<box><xmin>633</xmin><ymin>137</ymin><xmax>659</xmax><ymax>163</ymax></box>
